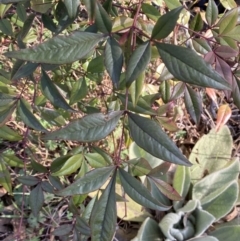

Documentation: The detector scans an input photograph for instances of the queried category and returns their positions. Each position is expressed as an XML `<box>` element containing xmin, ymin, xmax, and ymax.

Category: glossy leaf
<box><xmin>17</xmin><ymin>98</ymin><xmax>47</xmax><ymax>132</ymax></box>
<box><xmin>69</xmin><ymin>77</ymin><xmax>88</xmax><ymax>105</ymax></box>
<box><xmin>192</xmin><ymin>39</ymin><xmax>212</xmax><ymax>55</ymax></box>
<box><xmin>206</xmin><ymin>0</ymin><xmax>218</xmax><ymax>26</ymax></box>
<box><xmin>151</xmin><ymin>7</ymin><xmax>182</xmax><ymax>40</ymax></box>
<box><xmin>0</xmin><ymin>19</ymin><xmax>13</xmax><ymax>36</ymax></box>
<box><xmin>5</xmin><ymin>31</ymin><xmax>104</xmax><ymax>64</ymax></box>
<box><xmin>219</xmin><ymin>0</ymin><xmax>237</xmax><ymax>10</ymax></box>
<box><xmin>19</xmin><ymin>13</ymin><xmax>35</xmax><ymax>40</ymax></box>
<box><xmin>184</xmin><ymin>85</ymin><xmax>202</xmax><ymax>124</ymax></box>
<box><xmin>90</xmin><ymin>170</ymin><xmax>117</xmax><ymax>241</ymax></box>
<box><xmin>128</xmin><ymin>112</ymin><xmax>191</xmax><ymax>166</ymax></box>
<box><xmin>157</xmin><ymin>43</ymin><xmax>230</xmax><ymax>90</ymax></box>
<box><xmin>52</xmin><ymin>154</ymin><xmax>83</xmax><ymax>176</ymax></box>
<box><xmin>17</xmin><ymin>175</ymin><xmax>40</xmax><ymax>186</ymax></box>
<box><xmin>31</xmin><ymin>159</ymin><xmax>48</xmax><ymax>173</ymax></box>
<box><xmin>125</xmin><ymin>41</ymin><xmax>151</xmax><ymax>87</ymax></box>
<box><xmin>150</xmin><ymin>177</ymin><xmax>182</xmax><ymax>201</ymax></box>
<box><xmin>29</xmin><ymin>184</ymin><xmax>44</xmax><ymax>216</ymax></box>
<box><xmin>104</xmin><ymin>37</ymin><xmax>123</xmax><ymax>89</ymax></box>
<box><xmin>44</xmin><ymin>111</ymin><xmax>123</xmax><ymax>142</ymax></box>
<box><xmin>95</xmin><ymin>0</ymin><xmax>112</xmax><ymax>33</ymax></box>
<box><xmin>190</xmin><ymin>13</ymin><xmax>204</xmax><ymax>33</ymax></box>
<box><xmin>156</xmin><ymin>117</ymin><xmax>179</xmax><ymax>132</ymax></box>
<box><xmin>56</xmin><ymin>166</ymin><xmax>115</xmax><ymax>196</ymax></box>
<box><xmin>128</xmin><ymin>158</ymin><xmax>152</xmax><ymax>176</ymax></box>
<box><xmin>64</xmin><ymin>0</ymin><xmax>80</xmax><ymax>18</ymax></box>
<box><xmin>11</xmin><ymin>62</ymin><xmax>38</xmax><ymax>81</ymax></box>
<box><xmin>0</xmin><ymin>92</ymin><xmax>16</xmax><ymax>106</ymax></box>
<box><xmin>83</xmin><ymin>0</ymin><xmax>96</xmax><ymax>24</ymax></box>
<box><xmin>119</xmin><ymin>168</ymin><xmax>170</xmax><ymax>211</ymax></box>
<box><xmin>129</xmin><ymin>71</ymin><xmax>145</xmax><ymax>107</ymax></box>
<box><xmin>0</xmin><ymin>103</ymin><xmax>16</xmax><ymax>126</ymax></box>
<box><xmin>160</xmin><ymin>80</ymin><xmax>171</xmax><ymax>103</ymax></box>
<box><xmin>41</xmin><ymin>70</ymin><xmax>74</xmax><ymax>112</ymax></box>
<box><xmin>215</xmin><ymin>104</ymin><xmax>232</xmax><ymax>132</ymax></box>
<box><xmin>0</xmin><ymin>158</ymin><xmax>12</xmax><ymax>193</ymax></box>
<box><xmin>118</xmin><ymin>93</ymin><xmax>157</xmax><ymax>115</ymax></box>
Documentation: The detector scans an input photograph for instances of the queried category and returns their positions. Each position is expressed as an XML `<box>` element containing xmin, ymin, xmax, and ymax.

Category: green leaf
<box><xmin>141</xmin><ymin>3</ymin><xmax>161</xmax><ymax>22</ymax></box>
<box><xmin>160</xmin><ymin>80</ymin><xmax>171</xmax><ymax>103</ymax></box>
<box><xmin>223</xmin><ymin>25</ymin><xmax>240</xmax><ymax>41</ymax></box>
<box><xmin>64</xmin><ymin>0</ymin><xmax>80</xmax><ymax>18</ymax></box>
<box><xmin>11</xmin><ymin>62</ymin><xmax>38</xmax><ymax>81</ymax></box>
<box><xmin>0</xmin><ymin>103</ymin><xmax>16</xmax><ymax>126</ymax></box>
<box><xmin>53</xmin><ymin>224</ymin><xmax>73</xmax><ymax>236</ymax></box>
<box><xmin>104</xmin><ymin>37</ymin><xmax>123</xmax><ymax>89</ymax></box>
<box><xmin>0</xmin><ymin>125</ymin><xmax>22</xmax><ymax>141</ymax></box>
<box><xmin>95</xmin><ymin>0</ymin><xmax>112</xmax><ymax>33</ymax></box>
<box><xmin>128</xmin><ymin>112</ymin><xmax>191</xmax><ymax>166</ymax></box>
<box><xmin>5</xmin><ymin>31</ymin><xmax>104</xmax><ymax>64</ymax></box>
<box><xmin>83</xmin><ymin>0</ymin><xmax>96</xmax><ymax>23</ymax></box>
<box><xmin>16</xmin><ymin>3</ymin><xmax>26</xmax><ymax>22</ymax></box>
<box><xmin>0</xmin><ymin>158</ymin><xmax>12</xmax><ymax>193</ymax></box>
<box><xmin>52</xmin><ymin>154</ymin><xmax>83</xmax><ymax>176</ymax></box>
<box><xmin>194</xmin><ymin>208</ymin><xmax>216</xmax><ymax>236</ymax></box>
<box><xmin>0</xmin><ymin>18</ymin><xmax>13</xmax><ymax>36</ymax></box>
<box><xmin>40</xmin><ymin>107</ymin><xmax>66</xmax><ymax>127</ymax></box>
<box><xmin>219</xmin><ymin>8</ymin><xmax>237</xmax><ymax>34</ymax></box>
<box><xmin>0</xmin><ymin>92</ymin><xmax>16</xmax><ymax>106</ymax></box>
<box><xmin>157</xmin><ymin>43</ymin><xmax>230</xmax><ymax>90</ymax></box>
<box><xmin>133</xmin><ymin>217</ymin><xmax>163</xmax><ymax>241</ymax></box>
<box><xmin>173</xmin><ymin>166</ymin><xmax>190</xmax><ymax>202</ymax></box>
<box><xmin>118</xmin><ymin>93</ymin><xmax>157</xmax><ymax>115</ymax></box>
<box><xmin>128</xmin><ymin>158</ymin><xmax>152</xmax><ymax>176</ymax></box>
<box><xmin>125</xmin><ymin>41</ymin><xmax>151</xmax><ymax>87</ymax></box>
<box><xmin>118</xmin><ymin>168</ymin><xmax>170</xmax><ymax>211</ymax></box>
<box><xmin>150</xmin><ymin>177</ymin><xmax>182</xmax><ymax>201</ymax></box>
<box><xmin>43</xmin><ymin>111</ymin><xmax>123</xmax><ymax>142</ymax></box>
<box><xmin>69</xmin><ymin>77</ymin><xmax>88</xmax><ymax>104</ymax></box>
<box><xmin>17</xmin><ymin>98</ymin><xmax>47</xmax><ymax>132</ymax></box>
<box><xmin>31</xmin><ymin>0</ymin><xmax>53</xmax><ymax>13</ymax></box>
<box><xmin>189</xmin><ymin>13</ymin><xmax>204</xmax><ymax>33</ymax></box>
<box><xmin>219</xmin><ymin>0</ymin><xmax>237</xmax><ymax>10</ymax></box>
<box><xmin>151</xmin><ymin>7</ymin><xmax>182</xmax><ymax>40</ymax></box>
<box><xmin>192</xmin><ymin>38</ymin><xmax>212</xmax><ymax>55</ymax></box>
<box><xmin>87</xmin><ymin>55</ymin><xmax>104</xmax><ymax>73</ymax></box>
<box><xmin>31</xmin><ymin>159</ymin><xmax>48</xmax><ymax>173</ymax></box>
<box><xmin>85</xmin><ymin>152</ymin><xmax>109</xmax><ymax>168</ymax></box>
<box><xmin>129</xmin><ymin>71</ymin><xmax>145</xmax><ymax>107</ymax></box>
<box><xmin>192</xmin><ymin>158</ymin><xmax>239</xmax><ymax>203</ymax></box>
<box><xmin>184</xmin><ymin>85</ymin><xmax>202</xmax><ymax>124</ymax></box>
<box><xmin>41</xmin><ymin>70</ymin><xmax>74</xmax><ymax>112</ymax></box>
<box><xmin>164</xmin><ymin>0</ymin><xmax>181</xmax><ymax>10</ymax></box>
<box><xmin>202</xmin><ymin>181</ymin><xmax>238</xmax><ymax>221</ymax></box>
<box><xmin>2</xmin><ymin>154</ymin><xmax>24</xmax><ymax>167</ymax></box>
<box><xmin>190</xmin><ymin>126</ymin><xmax>233</xmax><ymax>182</ymax></box>
<box><xmin>55</xmin><ymin>166</ymin><xmax>115</xmax><ymax>196</ymax></box>
<box><xmin>0</xmin><ymin>3</ymin><xmax>12</xmax><ymax>18</ymax></box>
<box><xmin>189</xmin><ymin>237</ymin><xmax>218</xmax><ymax>241</ymax></box>
<box><xmin>210</xmin><ymin>226</ymin><xmax>240</xmax><ymax>241</ymax></box>
<box><xmin>17</xmin><ymin>175</ymin><xmax>40</xmax><ymax>186</ymax></box>
<box><xmin>19</xmin><ymin>13</ymin><xmax>35</xmax><ymax>40</ymax></box>
<box><xmin>90</xmin><ymin>170</ymin><xmax>117</xmax><ymax>241</ymax></box>
<box><xmin>29</xmin><ymin>184</ymin><xmax>44</xmax><ymax>216</ymax></box>
<box><xmin>206</xmin><ymin>0</ymin><xmax>218</xmax><ymax>26</ymax></box>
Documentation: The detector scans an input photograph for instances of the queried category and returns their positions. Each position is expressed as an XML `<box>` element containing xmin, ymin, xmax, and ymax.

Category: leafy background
<box><xmin>0</xmin><ymin>0</ymin><xmax>240</xmax><ymax>241</ymax></box>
